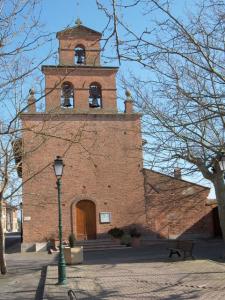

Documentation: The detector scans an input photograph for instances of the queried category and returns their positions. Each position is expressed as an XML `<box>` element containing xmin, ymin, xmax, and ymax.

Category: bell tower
<box><xmin>42</xmin><ymin>21</ymin><xmax>118</xmax><ymax>113</ymax></box>
<box><xmin>58</xmin><ymin>19</ymin><xmax>101</xmax><ymax>66</ymax></box>
<box><xmin>21</xmin><ymin>22</ymin><xmax>146</xmax><ymax>247</ymax></box>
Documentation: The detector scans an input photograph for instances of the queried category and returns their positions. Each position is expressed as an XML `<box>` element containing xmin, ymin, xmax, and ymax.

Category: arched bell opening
<box><xmin>75</xmin><ymin>200</ymin><xmax>96</xmax><ymax>240</ymax></box>
<box><xmin>61</xmin><ymin>81</ymin><xmax>74</xmax><ymax>108</ymax></box>
<box><xmin>74</xmin><ymin>45</ymin><xmax>86</xmax><ymax>65</ymax></box>
<box><xmin>89</xmin><ymin>82</ymin><xmax>102</xmax><ymax>109</ymax></box>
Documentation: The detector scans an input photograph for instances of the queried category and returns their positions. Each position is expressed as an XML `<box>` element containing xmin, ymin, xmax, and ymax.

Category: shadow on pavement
<box><xmin>82</xmin><ymin>239</ymin><xmax>225</xmax><ymax>266</ymax></box>
<box><xmin>35</xmin><ymin>266</ymin><xmax>47</xmax><ymax>300</ymax></box>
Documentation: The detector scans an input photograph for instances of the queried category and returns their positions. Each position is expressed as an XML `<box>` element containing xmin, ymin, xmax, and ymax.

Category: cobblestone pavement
<box><xmin>0</xmin><ymin>252</ymin><xmax>57</xmax><ymax>300</ymax></box>
<box><xmin>45</xmin><ymin>255</ymin><xmax>225</xmax><ymax>299</ymax></box>
<box><xmin>0</xmin><ymin>233</ymin><xmax>57</xmax><ymax>300</ymax></box>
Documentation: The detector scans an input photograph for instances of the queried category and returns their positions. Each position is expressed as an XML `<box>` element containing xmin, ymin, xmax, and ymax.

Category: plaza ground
<box><xmin>1</xmin><ymin>233</ymin><xmax>225</xmax><ymax>299</ymax></box>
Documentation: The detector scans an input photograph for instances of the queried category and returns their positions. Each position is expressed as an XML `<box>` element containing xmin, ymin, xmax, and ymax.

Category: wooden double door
<box><xmin>76</xmin><ymin>200</ymin><xmax>96</xmax><ymax>240</ymax></box>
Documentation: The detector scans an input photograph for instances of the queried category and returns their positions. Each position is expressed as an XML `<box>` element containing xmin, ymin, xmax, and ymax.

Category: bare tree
<box><xmin>0</xmin><ymin>0</ymin><xmax>54</xmax><ymax>274</ymax></box>
<box><xmin>97</xmin><ymin>0</ymin><xmax>225</xmax><ymax>239</ymax></box>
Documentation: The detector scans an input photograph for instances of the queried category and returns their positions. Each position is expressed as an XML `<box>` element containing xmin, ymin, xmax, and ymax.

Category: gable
<box><xmin>143</xmin><ymin>168</ymin><xmax>210</xmax><ymax>202</ymax></box>
<box><xmin>57</xmin><ymin>25</ymin><xmax>102</xmax><ymax>39</ymax></box>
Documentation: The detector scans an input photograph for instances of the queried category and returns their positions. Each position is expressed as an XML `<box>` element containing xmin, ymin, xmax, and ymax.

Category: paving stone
<box><xmin>44</xmin><ymin>258</ymin><xmax>225</xmax><ymax>299</ymax></box>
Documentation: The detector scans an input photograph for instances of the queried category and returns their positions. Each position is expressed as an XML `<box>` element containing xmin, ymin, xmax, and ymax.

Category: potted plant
<box><xmin>64</xmin><ymin>233</ymin><xmax>83</xmax><ymax>265</ymax></box>
<box><xmin>121</xmin><ymin>233</ymin><xmax>131</xmax><ymax>247</ymax></box>
<box><xmin>69</xmin><ymin>232</ymin><xmax>76</xmax><ymax>248</ymax></box>
<box><xmin>108</xmin><ymin>227</ymin><xmax>124</xmax><ymax>244</ymax></box>
<box><xmin>129</xmin><ymin>227</ymin><xmax>142</xmax><ymax>248</ymax></box>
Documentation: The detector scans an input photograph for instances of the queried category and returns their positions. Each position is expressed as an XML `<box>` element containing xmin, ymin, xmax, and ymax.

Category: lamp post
<box><xmin>53</xmin><ymin>156</ymin><xmax>66</xmax><ymax>285</ymax></box>
<box><xmin>219</xmin><ymin>151</ymin><xmax>225</xmax><ymax>172</ymax></box>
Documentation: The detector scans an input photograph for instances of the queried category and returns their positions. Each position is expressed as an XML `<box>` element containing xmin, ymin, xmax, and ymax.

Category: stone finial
<box><xmin>125</xmin><ymin>89</ymin><xmax>132</xmax><ymax>100</ymax></box>
<box><xmin>124</xmin><ymin>89</ymin><xmax>133</xmax><ymax>113</ymax></box>
<box><xmin>75</xmin><ymin>18</ymin><xmax>82</xmax><ymax>26</ymax></box>
<box><xmin>28</xmin><ymin>88</ymin><xmax>36</xmax><ymax>113</ymax></box>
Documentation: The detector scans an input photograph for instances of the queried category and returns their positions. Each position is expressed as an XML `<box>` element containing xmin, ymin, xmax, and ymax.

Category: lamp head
<box><xmin>53</xmin><ymin>156</ymin><xmax>64</xmax><ymax>179</ymax></box>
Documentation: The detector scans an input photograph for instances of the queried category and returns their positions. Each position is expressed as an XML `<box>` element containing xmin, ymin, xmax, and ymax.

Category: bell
<box><xmin>89</xmin><ymin>85</ymin><xmax>101</xmax><ymax>108</ymax></box>
<box><xmin>90</xmin><ymin>97</ymin><xmax>100</xmax><ymax>108</ymax></box>
<box><xmin>76</xmin><ymin>49</ymin><xmax>85</xmax><ymax>64</ymax></box>
<box><xmin>63</xmin><ymin>97</ymin><xmax>72</xmax><ymax>107</ymax></box>
<box><xmin>77</xmin><ymin>54</ymin><xmax>83</xmax><ymax>64</ymax></box>
<box><xmin>62</xmin><ymin>83</ymin><xmax>73</xmax><ymax>107</ymax></box>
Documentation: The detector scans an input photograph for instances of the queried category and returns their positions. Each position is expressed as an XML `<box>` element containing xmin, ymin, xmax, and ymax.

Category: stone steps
<box><xmin>74</xmin><ymin>239</ymin><xmax>129</xmax><ymax>251</ymax></box>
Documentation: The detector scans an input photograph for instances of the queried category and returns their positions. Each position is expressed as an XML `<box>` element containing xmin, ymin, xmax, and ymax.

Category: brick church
<box><xmin>19</xmin><ymin>22</ymin><xmax>217</xmax><ymax>251</ymax></box>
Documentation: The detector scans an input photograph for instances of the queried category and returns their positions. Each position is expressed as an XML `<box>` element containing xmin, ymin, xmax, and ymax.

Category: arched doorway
<box><xmin>76</xmin><ymin>200</ymin><xmax>96</xmax><ymax>240</ymax></box>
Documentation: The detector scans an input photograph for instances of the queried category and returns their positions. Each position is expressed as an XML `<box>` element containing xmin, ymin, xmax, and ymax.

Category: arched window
<box><xmin>89</xmin><ymin>82</ymin><xmax>102</xmax><ymax>108</ymax></box>
<box><xmin>74</xmin><ymin>45</ymin><xmax>85</xmax><ymax>65</ymax></box>
<box><xmin>61</xmin><ymin>82</ymin><xmax>74</xmax><ymax>108</ymax></box>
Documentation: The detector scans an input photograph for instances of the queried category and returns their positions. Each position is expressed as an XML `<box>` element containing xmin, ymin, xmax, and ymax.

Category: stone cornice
<box><xmin>21</xmin><ymin>112</ymin><xmax>142</xmax><ymax>121</ymax></box>
<box><xmin>42</xmin><ymin>65</ymin><xmax>119</xmax><ymax>72</ymax></box>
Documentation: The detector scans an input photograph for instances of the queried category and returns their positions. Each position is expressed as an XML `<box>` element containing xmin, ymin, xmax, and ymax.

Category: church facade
<box><xmin>20</xmin><ymin>23</ymin><xmax>216</xmax><ymax>251</ymax></box>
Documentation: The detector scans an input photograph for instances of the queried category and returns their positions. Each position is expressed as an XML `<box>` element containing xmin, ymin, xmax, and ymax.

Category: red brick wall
<box><xmin>21</xmin><ymin>118</ymin><xmax>215</xmax><ymax>242</ymax></box>
<box><xmin>143</xmin><ymin>169</ymin><xmax>214</xmax><ymax>239</ymax></box>
<box><xmin>21</xmin><ymin>114</ymin><xmax>146</xmax><ymax>243</ymax></box>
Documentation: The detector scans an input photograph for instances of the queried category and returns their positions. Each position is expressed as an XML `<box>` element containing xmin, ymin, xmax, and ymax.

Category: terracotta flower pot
<box><xmin>131</xmin><ymin>237</ymin><xmax>141</xmax><ymax>248</ymax></box>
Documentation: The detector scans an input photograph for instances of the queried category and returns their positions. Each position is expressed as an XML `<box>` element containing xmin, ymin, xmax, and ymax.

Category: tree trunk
<box><xmin>213</xmin><ymin>175</ymin><xmax>225</xmax><ymax>242</ymax></box>
<box><xmin>0</xmin><ymin>197</ymin><xmax>7</xmax><ymax>274</ymax></box>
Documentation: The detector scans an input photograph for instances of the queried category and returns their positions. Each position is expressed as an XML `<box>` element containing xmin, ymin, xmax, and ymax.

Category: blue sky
<box><xmin>40</xmin><ymin>0</ymin><xmax>190</xmax><ymax>34</ymax></box>
<box><xmin>41</xmin><ymin>1</ymin><xmax>107</xmax><ymax>33</ymax></box>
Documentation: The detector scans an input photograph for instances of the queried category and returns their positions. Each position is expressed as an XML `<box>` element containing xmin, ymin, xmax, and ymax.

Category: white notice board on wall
<box><xmin>99</xmin><ymin>212</ymin><xmax>111</xmax><ymax>224</ymax></box>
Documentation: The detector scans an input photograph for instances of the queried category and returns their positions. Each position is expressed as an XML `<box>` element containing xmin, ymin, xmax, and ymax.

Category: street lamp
<box><xmin>53</xmin><ymin>156</ymin><xmax>66</xmax><ymax>285</ymax></box>
<box><xmin>219</xmin><ymin>151</ymin><xmax>225</xmax><ymax>172</ymax></box>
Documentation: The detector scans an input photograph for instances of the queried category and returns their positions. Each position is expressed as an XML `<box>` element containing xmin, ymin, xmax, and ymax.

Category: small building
<box><xmin>143</xmin><ymin>169</ymin><xmax>214</xmax><ymax>239</ymax></box>
<box><xmin>2</xmin><ymin>201</ymin><xmax>18</xmax><ymax>233</ymax></box>
<box><xmin>18</xmin><ymin>22</ymin><xmax>217</xmax><ymax>251</ymax></box>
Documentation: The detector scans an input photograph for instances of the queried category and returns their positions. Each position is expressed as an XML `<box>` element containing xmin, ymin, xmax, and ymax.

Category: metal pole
<box><xmin>57</xmin><ymin>177</ymin><xmax>66</xmax><ymax>285</ymax></box>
